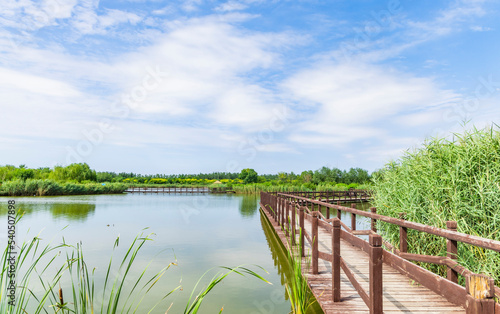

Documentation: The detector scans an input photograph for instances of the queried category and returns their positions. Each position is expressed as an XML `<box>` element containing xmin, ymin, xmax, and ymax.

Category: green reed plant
<box><xmin>372</xmin><ymin>126</ymin><xmax>500</xmax><ymax>284</ymax></box>
<box><xmin>0</xmin><ymin>180</ymin><xmax>127</xmax><ymax>196</ymax></box>
<box><xmin>284</xmin><ymin>231</ymin><xmax>316</xmax><ymax>314</ymax></box>
<box><xmin>1</xmin><ymin>216</ymin><xmax>270</xmax><ymax>313</ymax></box>
<box><xmin>183</xmin><ymin>266</ymin><xmax>271</xmax><ymax>314</ymax></box>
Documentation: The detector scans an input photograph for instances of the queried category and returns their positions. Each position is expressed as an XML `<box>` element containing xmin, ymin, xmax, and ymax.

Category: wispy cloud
<box><xmin>1</xmin><ymin>0</ymin><xmax>499</xmax><ymax>172</ymax></box>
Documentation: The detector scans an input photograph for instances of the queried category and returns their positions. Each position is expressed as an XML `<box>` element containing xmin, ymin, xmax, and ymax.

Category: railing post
<box><xmin>369</xmin><ymin>234</ymin><xmax>383</xmax><ymax>314</ymax></box>
<box><xmin>332</xmin><ymin>218</ymin><xmax>341</xmax><ymax>302</ymax></box>
<box><xmin>312</xmin><ymin>212</ymin><xmax>319</xmax><ymax>274</ymax></box>
<box><xmin>465</xmin><ymin>274</ymin><xmax>495</xmax><ymax>314</ymax></box>
<box><xmin>399</xmin><ymin>213</ymin><xmax>407</xmax><ymax>253</ymax></box>
<box><xmin>282</xmin><ymin>199</ymin><xmax>286</xmax><ymax>229</ymax></box>
<box><xmin>299</xmin><ymin>206</ymin><xmax>305</xmax><ymax>257</ymax></box>
<box><xmin>277</xmin><ymin>197</ymin><xmax>281</xmax><ymax>225</ymax></box>
<box><xmin>447</xmin><ymin>221</ymin><xmax>458</xmax><ymax>283</ymax></box>
<box><xmin>337</xmin><ymin>201</ymin><xmax>341</xmax><ymax>219</ymax></box>
<box><xmin>283</xmin><ymin>198</ymin><xmax>286</xmax><ymax>228</ymax></box>
<box><xmin>326</xmin><ymin>206</ymin><xmax>330</xmax><ymax>220</ymax></box>
<box><xmin>370</xmin><ymin>207</ymin><xmax>377</xmax><ymax>233</ymax></box>
<box><xmin>285</xmin><ymin>200</ymin><xmax>290</xmax><ymax>237</ymax></box>
<box><xmin>291</xmin><ymin>203</ymin><xmax>296</xmax><ymax>245</ymax></box>
<box><xmin>351</xmin><ymin>203</ymin><xmax>356</xmax><ymax>231</ymax></box>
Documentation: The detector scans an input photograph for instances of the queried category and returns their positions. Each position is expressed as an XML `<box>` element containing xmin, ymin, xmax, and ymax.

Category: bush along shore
<box><xmin>0</xmin><ymin>179</ymin><xmax>127</xmax><ymax>196</ymax></box>
<box><xmin>0</xmin><ymin>163</ymin><xmax>373</xmax><ymax>196</ymax></box>
<box><xmin>372</xmin><ymin>126</ymin><xmax>500</xmax><ymax>285</ymax></box>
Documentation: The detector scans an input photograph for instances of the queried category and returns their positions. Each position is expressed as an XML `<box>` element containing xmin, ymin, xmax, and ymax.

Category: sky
<box><xmin>1</xmin><ymin>0</ymin><xmax>499</xmax><ymax>175</ymax></box>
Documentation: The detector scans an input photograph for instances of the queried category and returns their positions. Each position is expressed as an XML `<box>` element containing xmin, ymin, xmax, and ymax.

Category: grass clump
<box><xmin>0</xmin><ymin>215</ymin><xmax>270</xmax><ymax>313</ymax></box>
<box><xmin>372</xmin><ymin>126</ymin><xmax>500</xmax><ymax>284</ymax></box>
<box><xmin>0</xmin><ymin>179</ymin><xmax>127</xmax><ymax>196</ymax></box>
<box><xmin>285</xmin><ymin>233</ymin><xmax>316</xmax><ymax>314</ymax></box>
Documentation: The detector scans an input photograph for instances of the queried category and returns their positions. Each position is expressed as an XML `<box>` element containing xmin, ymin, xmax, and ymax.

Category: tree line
<box><xmin>0</xmin><ymin>164</ymin><xmax>371</xmax><ymax>185</ymax></box>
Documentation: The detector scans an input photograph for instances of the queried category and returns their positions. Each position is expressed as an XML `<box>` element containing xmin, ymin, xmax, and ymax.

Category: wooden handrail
<box><xmin>279</xmin><ymin>193</ymin><xmax>500</xmax><ymax>253</ymax></box>
<box><xmin>261</xmin><ymin>191</ymin><xmax>500</xmax><ymax>313</ymax></box>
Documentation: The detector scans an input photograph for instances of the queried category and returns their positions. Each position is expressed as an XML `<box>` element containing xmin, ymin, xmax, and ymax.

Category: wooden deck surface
<box><xmin>260</xmin><ymin>205</ymin><xmax>466</xmax><ymax>313</ymax></box>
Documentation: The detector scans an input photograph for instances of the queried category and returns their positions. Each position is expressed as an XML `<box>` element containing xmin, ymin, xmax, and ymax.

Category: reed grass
<box><xmin>1</xmin><ymin>215</ymin><xmax>271</xmax><ymax>313</ymax></box>
<box><xmin>0</xmin><ymin>180</ymin><xmax>127</xmax><ymax>196</ymax></box>
<box><xmin>284</xmin><ymin>230</ymin><xmax>316</xmax><ymax>314</ymax></box>
<box><xmin>232</xmin><ymin>183</ymin><xmax>364</xmax><ymax>194</ymax></box>
<box><xmin>372</xmin><ymin>126</ymin><xmax>500</xmax><ymax>284</ymax></box>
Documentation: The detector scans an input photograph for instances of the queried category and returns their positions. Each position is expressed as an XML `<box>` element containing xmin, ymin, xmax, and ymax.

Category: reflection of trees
<box><xmin>239</xmin><ymin>195</ymin><xmax>258</xmax><ymax>218</ymax></box>
<box><xmin>0</xmin><ymin>203</ymin><xmax>96</xmax><ymax>222</ymax></box>
<box><xmin>260</xmin><ymin>211</ymin><xmax>324</xmax><ymax>314</ymax></box>
<box><xmin>49</xmin><ymin>203</ymin><xmax>96</xmax><ymax>221</ymax></box>
<box><xmin>260</xmin><ymin>214</ymin><xmax>290</xmax><ymax>296</ymax></box>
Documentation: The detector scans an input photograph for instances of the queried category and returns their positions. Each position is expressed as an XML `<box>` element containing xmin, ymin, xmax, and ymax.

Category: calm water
<box><xmin>0</xmin><ymin>193</ymin><xmax>371</xmax><ymax>313</ymax></box>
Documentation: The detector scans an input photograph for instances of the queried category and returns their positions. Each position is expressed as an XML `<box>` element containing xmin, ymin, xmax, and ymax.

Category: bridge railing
<box><xmin>261</xmin><ymin>191</ymin><xmax>500</xmax><ymax>314</ymax></box>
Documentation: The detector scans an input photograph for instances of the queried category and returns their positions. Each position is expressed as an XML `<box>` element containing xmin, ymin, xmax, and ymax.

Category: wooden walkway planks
<box><xmin>260</xmin><ymin>203</ymin><xmax>465</xmax><ymax>313</ymax></box>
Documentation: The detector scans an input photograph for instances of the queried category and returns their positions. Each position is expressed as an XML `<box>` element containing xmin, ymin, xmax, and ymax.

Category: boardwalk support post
<box><xmin>351</xmin><ymin>203</ymin><xmax>356</xmax><ymax>231</ymax></box>
<box><xmin>312</xmin><ymin>211</ymin><xmax>319</xmax><ymax>274</ymax></box>
<box><xmin>285</xmin><ymin>200</ymin><xmax>290</xmax><ymax>237</ymax></box>
<box><xmin>447</xmin><ymin>221</ymin><xmax>458</xmax><ymax>284</ymax></box>
<box><xmin>337</xmin><ymin>201</ymin><xmax>341</xmax><ymax>219</ymax></box>
<box><xmin>369</xmin><ymin>234</ymin><xmax>383</xmax><ymax>314</ymax></box>
<box><xmin>332</xmin><ymin>218</ymin><xmax>341</xmax><ymax>302</ymax></box>
<box><xmin>465</xmin><ymin>274</ymin><xmax>495</xmax><ymax>314</ymax></box>
<box><xmin>291</xmin><ymin>203</ymin><xmax>296</xmax><ymax>245</ymax></box>
<box><xmin>299</xmin><ymin>206</ymin><xmax>305</xmax><ymax>257</ymax></box>
<box><xmin>278</xmin><ymin>198</ymin><xmax>282</xmax><ymax>226</ymax></box>
<box><xmin>370</xmin><ymin>207</ymin><xmax>377</xmax><ymax>233</ymax></box>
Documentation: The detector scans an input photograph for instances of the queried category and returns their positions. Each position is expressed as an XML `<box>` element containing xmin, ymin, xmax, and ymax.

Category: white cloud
<box><xmin>470</xmin><ymin>25</ymin><xmax>492</xmax><ymax>32</ymax></box>
<box><xmin>181</xmin><ymin>0</ymin><xmax>204</xmax><ymax>12</ymax></box>
<box><xmin>0</xmin><ymin>0</ymin><xmax>77</xmax><ymax>30</ymax></box>
<box><xmin>216</xmin><ymin>1</ymin><xmax>249</xmax><ymax>12</ymax></box>
<box><xmin>283</xmin><ymin>61</ymin><xmax>458</xmax><ymax>145</ymax></box>
<box><xmin>72</xmin><ymin>4</ymin><xmax>142</xmax><ymax>35</ymax></box>
<box><xmin>0</xmin><ymin>67</ymin><xmax>81</xmax><ymax>97</ymax></box>
<box><xmin>407</xmin><ymin>0</ymin><xmax>486</xmax><ymax>37</ymax></box>
<box><xmin>0</xmin><ymin>13</ymin><xmax>298</xmax><ymax>161</ymax></box>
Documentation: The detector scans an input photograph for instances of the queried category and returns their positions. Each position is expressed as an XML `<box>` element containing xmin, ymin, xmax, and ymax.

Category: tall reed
<box><xmin>284</xmin><ymin>230</ymin><xmax>316</xmax><ymax>314</ymax></box>
<box><xmin>0</xmin><ymin>180</ymin><xmax>127</xmax><ymax>196</ymax></box>
<box><xmin>1</xmin><ymin>215</ymin><xmax>270</xmax><ymax>313</ymax></box>
<box><xmin>372</xmin><ymin>126</ymin><xmax>500</xmax><ymax>284</ymax></box>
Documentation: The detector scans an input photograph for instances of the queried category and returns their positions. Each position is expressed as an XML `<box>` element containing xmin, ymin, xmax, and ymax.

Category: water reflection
<box><xmin>239</xmin><ymin>194</ymin><xmax>258</xmax><ymax>218</ymax></box>
<box><xmin>0</xmin><ymin>202</ymin><xmax>96</xmax><ymax>222</ymax></box>
<box><xmin>260</xmin><ymin>210</ymin><xmax>324</xmax><ymax>314</ymax></box>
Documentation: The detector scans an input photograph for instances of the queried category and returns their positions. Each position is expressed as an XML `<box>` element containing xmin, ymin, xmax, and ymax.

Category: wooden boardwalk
<box><xmin>260</xmin><ymin>192</ymin><xmax>500</xmax><ymax>314</ymax></box>
<box><xmin>126</xmin><ymin>187</ymin><xmax>234</xmax><ymax>194</ymax></box>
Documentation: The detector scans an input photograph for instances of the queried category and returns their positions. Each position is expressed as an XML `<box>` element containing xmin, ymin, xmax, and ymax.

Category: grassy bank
<box><xmin>0</xmin><ymin>179</ymin><xmax>127</xmax><ymax>196</ymax></box>
<box><xmin>372</xmin><ymin>126</ymin><xmax>500</xmax><ymax>284</ymax></box>
<box><xmin>231</xmin><ymin>182</ymin><xmax>371</xmax><ymax>194</ymax></box>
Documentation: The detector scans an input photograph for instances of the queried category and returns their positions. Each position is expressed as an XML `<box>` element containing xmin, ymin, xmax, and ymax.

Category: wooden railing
<box><xmin>126</xmin><ymin>186</ymin><xmax>232</xmax><ymax>193</ymax></box>
<box><xmin>272</xmin><ymin>189</ymin><xmax>372</xmax><ymax>202</ymax></box>
<box><xmin>260</xmin><ymin>191</ymin><xmax>500</xmax><ymax>314</ymax></box>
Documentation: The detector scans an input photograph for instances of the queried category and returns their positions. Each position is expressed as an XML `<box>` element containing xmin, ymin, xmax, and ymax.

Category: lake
<box><xmin>0</xmin><ymin>193</ymin><xmax>371</xmax><ymax>313</ymax></box>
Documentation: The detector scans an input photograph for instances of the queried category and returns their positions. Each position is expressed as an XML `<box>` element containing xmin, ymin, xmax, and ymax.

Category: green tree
<box><xmin>239</xmin><ymin>168</ymin><xmax>258</xmax><ymax>184</ymax></box>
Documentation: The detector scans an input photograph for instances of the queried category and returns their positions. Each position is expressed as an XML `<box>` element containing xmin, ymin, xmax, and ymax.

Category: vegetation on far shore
<box><xmin>0</xmin><ymin>163</ymin><xmax>372</xmax><ymax>196</ymax></box>
<box><xmin>372</xmin><ymin>126</ymin><xmax>500</xmax><ymax>285</ymax></box>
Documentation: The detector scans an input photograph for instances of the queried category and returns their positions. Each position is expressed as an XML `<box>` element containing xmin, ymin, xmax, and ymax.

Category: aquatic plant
<box><xmin>372</xmin><ymin>126</ymin><xmax>500</xmax><ymax>284</ymax></box>
<box><xmin>0</xmin><ymin>215</ymin><xmax>270</xmax><ymax>313</ymax></box>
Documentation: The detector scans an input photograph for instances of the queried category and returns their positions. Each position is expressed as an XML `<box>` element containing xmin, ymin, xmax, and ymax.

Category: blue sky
<box><xmin>1</xmin><ymin>0</ymin><xmax>499</xmax><ymax>175</ymax></box>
